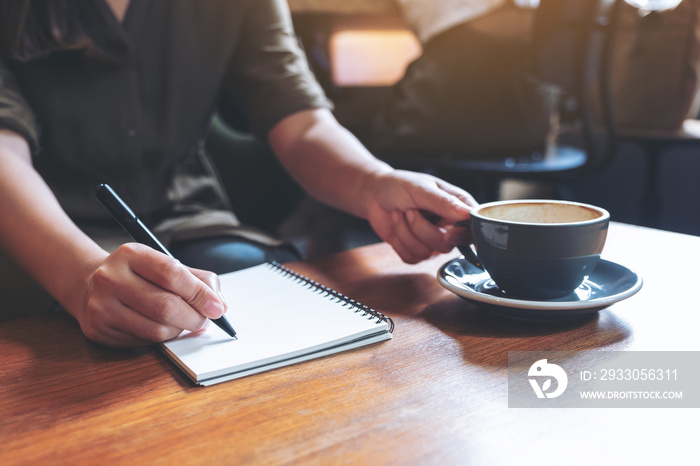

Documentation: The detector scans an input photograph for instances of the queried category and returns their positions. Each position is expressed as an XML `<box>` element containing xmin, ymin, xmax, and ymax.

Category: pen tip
<box><xmin>213</xmin><ymin>316</ymin><xmax>237</xmax><ymax>338</ymax></box>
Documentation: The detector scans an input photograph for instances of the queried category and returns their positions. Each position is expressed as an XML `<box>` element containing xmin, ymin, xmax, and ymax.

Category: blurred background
<box><xmin>214</xmin><ymin>0</ymin><xmax>700</xmax><ymax>258</ymax></box>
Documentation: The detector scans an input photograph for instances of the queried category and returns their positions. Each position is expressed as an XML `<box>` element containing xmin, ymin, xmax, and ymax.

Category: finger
<box><xmin>444</xmin><ymin>224</ymin><xmax>471</xmax><ymax>247</ymax></box>
<box><xmin>117</xmin><ymin>278</ymin><xmax>209</xmax><ymax>333</ymax></box>
<box><xmin>190</xmin><ymin>267</ymin><xmax>227</xmax><ymax>311</ymax></box>
<box><xmin>393</xmin><ymin>211</ymin><xmax>435</xmax><ymax>263</ymax></box>
<box><xmin>435</xmin><ymin>179</ymin><xmax>479</xmax><ymax>209</ymax></box>
<box><xmin>410</xmin><ymin>183</ymin><xmax>473</xmax><ymax>225</ymax></box>
<box><xmin>84</xmin><ymin>301</ymin><xmax>184</xmax><ymax>347</ymax></box>
<box><xmin>111</xmin><ymin>301</ymin><xmax>186</xmax><ymax>343</ymax></box>
<box><xmin>378</xmin><ymin>211</ymin><xmax>420</xmax><ymax>264</ymax></box>
<box><xmin>406</xmin><ymin>210</ymin><xmax>454</xmax><ymax>254</ymax></box>
<box><xmin>389</xmin><ymin>234</ymin><xmax>421</xmax><ymax>264</ymax></box>
<box><xmin>125</xmin><ymin>245</ymin><xmax>225</xmax><ymax>319</ymax></box>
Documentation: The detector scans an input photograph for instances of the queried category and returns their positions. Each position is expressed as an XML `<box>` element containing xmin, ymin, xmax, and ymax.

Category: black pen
<box><xmin>94</xmin><ymin>183</ymin><xmax>236</xmax><ymax>338</ymax></box>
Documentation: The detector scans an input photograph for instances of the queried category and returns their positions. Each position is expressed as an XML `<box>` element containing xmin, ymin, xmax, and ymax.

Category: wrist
<box><xmin>357</xmin><ymin>165</ymin><xmax>394</xmax><ymax>219</ymax></box>
<box><xmin>51</xmin><ymin>245</ymin><xmax>109</xmax><ymax>322</ymax></box>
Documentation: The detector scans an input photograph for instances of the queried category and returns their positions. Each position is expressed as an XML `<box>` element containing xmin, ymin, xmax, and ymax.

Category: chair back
<box><xmin>373</xmin><ymin>0</ymin><xmax>623</xmax><ymax>202</ymax></box>
<box><xmin>532</xmin><ymin>0</ymin><xmax>620</xmax><ymax>172</ymax></box>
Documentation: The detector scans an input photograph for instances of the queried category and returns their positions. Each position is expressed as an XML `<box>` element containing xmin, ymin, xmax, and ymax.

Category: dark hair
<box><xmin>0</xmin><ymin>0</ymin><xmax>93</xmax><ymax>60</ymax></box>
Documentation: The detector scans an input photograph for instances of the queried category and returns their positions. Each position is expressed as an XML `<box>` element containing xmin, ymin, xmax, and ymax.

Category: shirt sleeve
<box><xmin>222</xmin><ymin>0</ymin><xmax>332</xmax><ymax>139</ymax></box>
<box><xmin>0</xmin><ymin>58</ymin><xmax>40</xmax><ymax>154</ymax></box>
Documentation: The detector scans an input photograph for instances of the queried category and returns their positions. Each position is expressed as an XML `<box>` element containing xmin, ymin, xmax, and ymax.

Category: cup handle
<box><xmin>455</xmin><ymin>219</ymin><xmax>484</xmax><ymax>270</ymax></box>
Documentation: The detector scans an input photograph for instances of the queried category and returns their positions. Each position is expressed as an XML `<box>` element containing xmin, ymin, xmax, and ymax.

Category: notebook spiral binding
<box><xmin>268</xmin><ymin>262</ymin><xmax>394</xmax><ymax>333</ymax></box>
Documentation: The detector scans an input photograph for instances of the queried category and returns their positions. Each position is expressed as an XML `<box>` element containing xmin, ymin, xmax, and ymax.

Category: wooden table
<box><xmin>2</xmin><ymin>223</ymin><xmax>698</xmax><ymax>465</ymax></box>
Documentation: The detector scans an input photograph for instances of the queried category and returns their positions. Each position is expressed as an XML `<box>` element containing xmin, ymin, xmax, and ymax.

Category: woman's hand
<box><xmin>0</xmin><ymin>131</ymin><xmax>227</xmax><ymax>349</ymax></box>
<box><xmin>267</xmin><ymin>109</ymin><xmax>478</xmax><ymax>263</ymax></box>
<box><xmin>77</xmin><ymin>243</ymin><xmax>227</xmax><ymax>348</ymax></box>
<box><xmin>364</xmin><ymin>169</ymin><xmax>477</xmax><ymax>264</ymax></box>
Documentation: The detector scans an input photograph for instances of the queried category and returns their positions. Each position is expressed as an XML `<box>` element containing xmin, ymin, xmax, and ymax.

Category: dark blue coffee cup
<box><xmin>457</xmin><ymin>200</ymin><xmax>609</xmax><ymax>300</ymax></box>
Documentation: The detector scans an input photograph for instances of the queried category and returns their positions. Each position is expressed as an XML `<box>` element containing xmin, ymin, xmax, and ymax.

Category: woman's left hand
<box><xmin>364</xmin><ymin>169</ymin><xmax>478</xmax><ymax>264</ymax></box>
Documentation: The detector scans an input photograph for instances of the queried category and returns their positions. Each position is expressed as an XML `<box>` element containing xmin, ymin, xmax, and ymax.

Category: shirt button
<box><xmin>126</xmin><ymin>128</ymin><xmax>137</xmax><ymax>138</ymax></box>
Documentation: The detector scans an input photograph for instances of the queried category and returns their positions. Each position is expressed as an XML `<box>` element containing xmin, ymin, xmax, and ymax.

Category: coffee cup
<box><xmin>457</xmin><ymin>199</ymin><xmax>609</xmax><ymax>300</ymax></box>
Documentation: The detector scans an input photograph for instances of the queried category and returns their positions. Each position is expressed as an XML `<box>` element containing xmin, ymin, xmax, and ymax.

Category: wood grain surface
<box><xmin>1</xmin><ymin>223</ymin><xmax>698</xmax><ymax>465</ymax></box>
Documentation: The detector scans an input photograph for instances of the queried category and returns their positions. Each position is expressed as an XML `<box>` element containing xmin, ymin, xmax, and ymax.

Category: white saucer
<box><xmin>438</xmin><ymin>257</ymin><xmax>643</xmax><ymax>321</ymax></box>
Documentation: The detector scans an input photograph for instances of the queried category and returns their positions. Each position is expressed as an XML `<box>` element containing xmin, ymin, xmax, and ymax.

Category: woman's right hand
<box><xmin>78</xmin><ymin>243</ymin><xmax>227</xmax><ymax>348</ymax></box>
<box><xmin>1</xmin><ymin>130</ymin><xmax>227</xmax><ymax>348</ymax></box>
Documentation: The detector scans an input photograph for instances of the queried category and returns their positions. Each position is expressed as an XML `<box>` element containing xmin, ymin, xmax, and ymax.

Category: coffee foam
<box><xmin>480</xmin><ymin>202</ymin><xmax>602</xmax><ymax>224</ymax></box>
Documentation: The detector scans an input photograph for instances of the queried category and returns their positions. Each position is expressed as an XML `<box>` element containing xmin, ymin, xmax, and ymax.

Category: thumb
<box><xmin>189</xmin><ymin>267</ymin><xmax>228</xmax><ymax>313</ymax></box>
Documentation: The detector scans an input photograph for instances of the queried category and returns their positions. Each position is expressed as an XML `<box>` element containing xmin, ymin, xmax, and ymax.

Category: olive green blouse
<box><xmin>0</xmin><ymin>0</ymin><xmax>330</xmax><ymax>249</ymax></box>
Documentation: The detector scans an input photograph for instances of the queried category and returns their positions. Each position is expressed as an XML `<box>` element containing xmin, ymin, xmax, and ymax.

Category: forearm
<box><xmin>268</xmin><ymin>108</ymin><xmax>393</xmax><ymax>219</ymax></box>
<box><xmin>266</xmin><ymin>108</ymin><xmax>476</xmax><ymax>265</ymax></box>
<box><xmin>0</xmin><ymin>130</ymin><xmax>107</xmax><ymax>315</ymax></box>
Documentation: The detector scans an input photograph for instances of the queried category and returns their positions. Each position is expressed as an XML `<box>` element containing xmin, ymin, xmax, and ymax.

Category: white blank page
<box><xmin>162</xmin><ymin>263</ymin><xmax>391</xmax><ymax>384</ymax></box>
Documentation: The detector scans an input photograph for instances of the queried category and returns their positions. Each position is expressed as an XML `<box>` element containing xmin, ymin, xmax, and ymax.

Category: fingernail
<box><xmin>205</xmin><ymin>299</ymin><xmax>225</xmax><ymax>318</ymax></box>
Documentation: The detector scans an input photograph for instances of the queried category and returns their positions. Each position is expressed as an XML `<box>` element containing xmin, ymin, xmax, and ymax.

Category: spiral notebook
<box><xmin>161</xmin><ymin>262</ymin><xmax>394</xmax><ymax>386</ymax></box>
